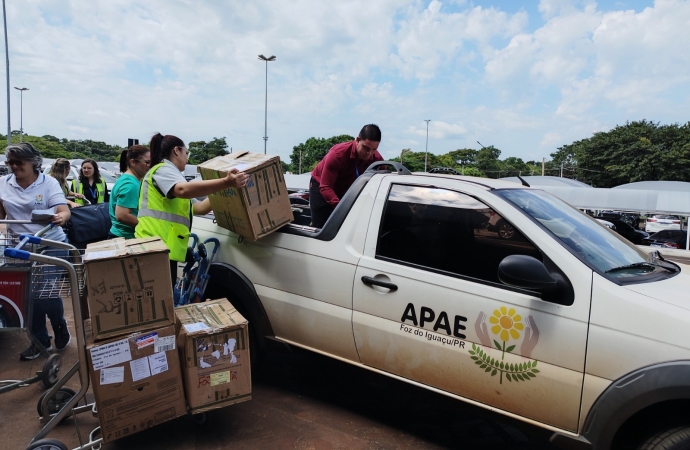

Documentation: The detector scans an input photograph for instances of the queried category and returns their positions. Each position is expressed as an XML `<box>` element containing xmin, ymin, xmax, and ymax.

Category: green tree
<box><xmin>289</xmin><ymin>135</ymin><xmax>354</xmax><ymax>174</ymax></box>
<box><xmin>475</xmin><ymin>145</ymin><xmax>502</xmax><ymax>177</ymax></box>
<box><xmin>551</xmin><ymin>120</ymin><xmax>690</xmax><ymax>187</ymax></box>
<box><xmin>188</xmin><ymin>137</ymin><xmax>229</xmax><ymax>165</ymax></box>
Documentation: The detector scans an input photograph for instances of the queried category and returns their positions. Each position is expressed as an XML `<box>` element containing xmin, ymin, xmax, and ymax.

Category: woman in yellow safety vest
<box><xmin>71</xmin><ymin>159</ymin><xmax>109</xmax><ymax>205</ymax></box>
<box><xmin>135</xmin><ymin>133</ymin><xmax>248</xmax><ymax>288</ymax></box>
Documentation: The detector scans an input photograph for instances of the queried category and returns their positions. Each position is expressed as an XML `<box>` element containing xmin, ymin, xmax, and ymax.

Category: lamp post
<box><xmin>424</xmin><ymin>119</ymin><xmax>430</xmax><ymax>172</ymax></box>
<box><xmin>14</xmin><ymin>87</ymin><xmax>27</xmax><ymax>142</ymax></box>
<box><xmin>258</xmin><ymin>54</ymin><xmax>276</xmax><ymax>154</ymax></box>
<box><xmin>2</xmin><ymin>0</ymin><xmax>10</xmax><ymax>145</ymax></box>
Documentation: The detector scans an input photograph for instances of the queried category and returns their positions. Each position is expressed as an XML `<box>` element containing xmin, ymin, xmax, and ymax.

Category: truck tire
<box><xmin>639</xmin><ymin>426</ymin><xmax>690</xmax><ymax>450</ymax></box>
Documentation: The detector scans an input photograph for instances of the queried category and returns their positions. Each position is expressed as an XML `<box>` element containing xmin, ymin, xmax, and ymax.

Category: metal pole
<box><xmin>263</xmin><ymin>59</ymin><xmax>267</xmax><ymax>154</ymax></box>
<box><xmin>299</xmin><ymin>148</ymin><xmax>302</xmax><ymax>175</ymax></box>
<box><xmin>424</xmin><ymin>119</ymin><xmax>430</xmax><ymax>172</ymax></box>
<box><xmin>258</xmin><ymin>55</ymin><xmax>275</xmax><ymax>155</ymax></box>
<box><xmin>3</xmin><ymin>0</ymin><xmax>10</xmax><ymax>145</ymax></box>
<box><xmin>19</xmin><ymin>88</ymin><xmax>21</xmax><ymax>141</ymax></box>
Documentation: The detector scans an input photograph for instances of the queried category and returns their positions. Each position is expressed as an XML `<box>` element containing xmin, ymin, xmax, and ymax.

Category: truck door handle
<box><xmin>361</xmin><ymin>276</ymin><xmax>398</xmax><ymax>291</ymax></box>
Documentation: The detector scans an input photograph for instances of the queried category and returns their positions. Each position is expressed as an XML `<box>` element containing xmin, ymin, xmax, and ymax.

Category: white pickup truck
<box><xmin>192</xmin><ymin>162</ymin><xmax>690</xmax><ymax>450</ymax></box>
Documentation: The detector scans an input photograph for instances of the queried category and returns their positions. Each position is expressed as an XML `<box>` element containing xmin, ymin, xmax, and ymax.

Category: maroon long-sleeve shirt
<box><xmin>311</xmin><ymin>140</ymin><xmax>383</xmax><ymax>207</ymax></box>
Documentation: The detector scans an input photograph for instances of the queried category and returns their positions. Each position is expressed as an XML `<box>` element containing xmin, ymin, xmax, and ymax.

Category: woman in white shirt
<box><xmin>0</xmin><ymin>143</ymin><xmax>72</xmax><ymax>360</ymax></box>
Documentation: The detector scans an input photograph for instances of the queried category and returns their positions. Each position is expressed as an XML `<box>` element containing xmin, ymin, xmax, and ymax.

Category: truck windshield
<box><xmin>495</xmin><ymin>189</ymin><xmax>658</xmax><ymax>279</ymax></box>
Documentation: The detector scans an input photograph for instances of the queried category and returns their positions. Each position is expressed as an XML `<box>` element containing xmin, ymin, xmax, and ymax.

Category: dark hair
<box><xmin>119</xmin><ymin>145</ymin><xmax>150</xmax><ymax>172</ymax></box>
<box><xmin>149</xmin><ymin>133</ymin><xmax>185</xmax><ymax>166</ymax></box>
<box><xmin>5</xmin><ymin>142</ymin><xmax>42</xmax><ymax>173</ymax></box>
<box><xmin>79</xmin><ymin>158</ymin><xmax>102</xmax><ymax>185</ymax></box>
<box><xmin>358</xmin><ymin>124</ymin><xmax>381</xmax><ymax>142</ymax></box>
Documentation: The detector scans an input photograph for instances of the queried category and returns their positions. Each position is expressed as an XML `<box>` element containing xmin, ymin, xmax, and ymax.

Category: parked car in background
<box><xmin>645</xmin><ymin>214</ymin><xmax>682</xmax><ymax>233</ymax></box>
<box><xmin>599</xmin><ymin>210</ymin><xmax>640</xmax><ymax>229</ymax></box>
<box><xmin>597</xmin><ymin>217</ymin><xmax>649</xmax><ymax>244</ymax></box>
<box><xmin>643</xmin><ymin>229</ymin><xmax>688</xmax><ymax>249</ymax></box>
<box><xmin>595</xmin><ymin>219</ymin><xmax>616</xmax><ymax>230</ymax></box>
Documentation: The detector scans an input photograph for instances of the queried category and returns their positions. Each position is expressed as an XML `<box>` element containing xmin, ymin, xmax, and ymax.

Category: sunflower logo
<box><xmin>490</xmin><ymin>306</ymin><xmax>524</xmax><ymax>343</ymax></box>
<box><xmin>469</xmin><ymin>306</ymin><xmax>540</xmax><ymax>385</ymax></box>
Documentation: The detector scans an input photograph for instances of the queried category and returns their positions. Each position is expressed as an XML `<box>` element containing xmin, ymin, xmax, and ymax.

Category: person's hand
<box><xmin>67</xmin><ymin>200</ymin><xmax>80</xmax><ymax>209</ymax></box>
<box><xmin>224</xmin><ymin>168</ymin><xmax>249</xmax><ymax>189</ymax></box>
<box><xmin>74</xmin><ymin>193</ymin><xmax>85</xmax><ymax>199</ymax></box>
<box><xmin>52</xmin><ymin>212</ymin><xmax>68</xmax><ymax>227</ymax></box>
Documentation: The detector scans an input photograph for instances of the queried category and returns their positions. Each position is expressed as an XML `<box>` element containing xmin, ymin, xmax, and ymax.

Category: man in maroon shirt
<box><xmin>309</xmin><ymin>124</ymin><xmax>383</xmax><ymax>228</ymax></box>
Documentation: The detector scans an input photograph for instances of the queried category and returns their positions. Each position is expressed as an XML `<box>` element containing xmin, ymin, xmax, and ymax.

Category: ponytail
<box><xmin>119</xmin><ymin>150</ymin><xmax>129</xmax><ymax>173</ymax></box>
<box><xmin>149</xmin><ymin>133</ymin><xmax>184</xmax><ymax>167</ymax></box>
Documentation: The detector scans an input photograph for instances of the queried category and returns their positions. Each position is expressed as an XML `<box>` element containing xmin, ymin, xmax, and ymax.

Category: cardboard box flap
<box><xmin>85</xmin><ymin>237</ymin><xmax>170</xmax><ymax>262</ymax></box>
<box><xmin>175</xmin><ymin>298</ymin><xmax>247</xmax><ymax>336</ymax></box>
<box><xmin>197</xmin><ymin>152</ymin><xmax>278</xmax><ymax>174</ymax></box>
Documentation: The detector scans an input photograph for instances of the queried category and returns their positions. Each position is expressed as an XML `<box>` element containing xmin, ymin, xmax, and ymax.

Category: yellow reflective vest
<box><xmin>71</xmin><ymin>178</ymin><xmax>107</xmax><ymax>205</ymax></box>
<box><xmin>134</xmin><ymin>162</ymin><xmax>192</xmax><ymax>262</ymax></box>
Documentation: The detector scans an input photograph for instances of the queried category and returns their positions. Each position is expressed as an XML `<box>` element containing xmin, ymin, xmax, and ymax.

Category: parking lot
<box><xmin>0</xmin><ymin>298</ymin><xmax>557</xmax><ymax>450</ymax></box>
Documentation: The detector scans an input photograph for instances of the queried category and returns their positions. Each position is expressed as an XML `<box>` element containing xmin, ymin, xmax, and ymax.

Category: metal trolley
<box><xmin>2</xmin><ymin>224</ymin><xmax>103</xmax><ymax>450</ymax></box>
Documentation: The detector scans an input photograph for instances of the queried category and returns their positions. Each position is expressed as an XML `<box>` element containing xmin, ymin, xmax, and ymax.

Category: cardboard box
<box><xmin>197</xmin><ymin>151</ymin><xmax>293</xmax><ymax>240</ymax></box>
<box><xmin>84</xmin><ymin>237</ymin><xmax>174</xmax><ymax>340</ymax></box>
<box><xmin>175</xmin><ymin>298</ymin><xmax>252</xmax><ymax>413</ymax></box>
<box><xmin>86</xmin><ymin>322</ymin><xmax>186</xmax><ymax>443</ymax></box>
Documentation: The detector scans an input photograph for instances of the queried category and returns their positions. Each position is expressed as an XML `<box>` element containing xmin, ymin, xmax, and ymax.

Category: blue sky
<box><xmin>3</xmin><ymin>0</ymin><xmax>689</xmax><ymax>165</ymax></box>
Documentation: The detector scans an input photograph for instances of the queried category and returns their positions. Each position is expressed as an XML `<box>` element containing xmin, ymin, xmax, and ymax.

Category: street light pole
<box><xmin>2</xmin><ymin>0</ymin><xmax>10</xmax><ymax>145</ymax></box>
<box><xmin>424</xmin><ymin>120</ymin><xmax>430</xmax><ymax>172</ymax></box>
<box><xmin>14</xmin><ymin>87</ymin><xmax>27</xmax><ymax>142</ymax></box>
<box><xmin>258</xmin><ymin>54</ymin><xmax>276</xmax><ymax>155</ymax></box>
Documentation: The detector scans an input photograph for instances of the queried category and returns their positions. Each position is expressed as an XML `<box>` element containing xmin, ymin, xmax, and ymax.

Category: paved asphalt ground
<box><xmin>1</xmin><ymin>298</ymin><xmax>559</xmax><ymax>450</ymax></box>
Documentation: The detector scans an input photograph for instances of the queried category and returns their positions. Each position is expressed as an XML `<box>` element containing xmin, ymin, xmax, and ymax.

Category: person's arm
<box><xmin>318</xmin><ymin>151</ymin><xmax>343</xmax><ymax>207</ymax></box>
<box><xmin>192</xmin><ymin>198</ymin><xmax>212</xmax><ymax>215</ymax></box>
<box><xmin>115</xmin><ymin>206</ymin><xmax>138</xmax><ymax>227</ymax></box>
<box><xmin>172</xmin><ymin>168</ymin><xmax>248</xmax><ymax>199</ymax></box>
<box><xmin>0</xmin><ymin>201</ymin><xmax>5</xmax><ymax>220</ymax></box>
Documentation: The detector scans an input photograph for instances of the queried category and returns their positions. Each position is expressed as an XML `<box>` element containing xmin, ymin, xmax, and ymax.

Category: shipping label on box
<box><xmin>175</xmin><ymin>298</ymin><xmax>252</xmax><ymax>413</ymax></box>
<box><xmin>86</xmin><ymin>323</ymin><xmax>186</xmax><ymax>443</ymax></box>
<box><xmin>84</xmin><ymin>237</ymin><xmax>174</xmax><ymax>340</ymax></box>
<box><xmin>198</xmin><ymin>152</ymin><xmax>293</xmax><ymax>240</ymax></box>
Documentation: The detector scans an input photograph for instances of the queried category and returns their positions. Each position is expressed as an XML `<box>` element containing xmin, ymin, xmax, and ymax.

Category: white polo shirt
<box><xmin>0</xmin><ymin>173</ymin><xmax>67</xmax><ymax>241</ymax></box>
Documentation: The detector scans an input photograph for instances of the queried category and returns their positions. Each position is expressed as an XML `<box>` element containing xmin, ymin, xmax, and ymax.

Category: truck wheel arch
<box><xmin>553</xmin><ymin>361</ymin><xmax>690</xmax><ymax>449</ymax></box>
<box><xmin>204</xmin><ymin>263</ymin><xmax>274</xmax><ymax>354</ymax></box>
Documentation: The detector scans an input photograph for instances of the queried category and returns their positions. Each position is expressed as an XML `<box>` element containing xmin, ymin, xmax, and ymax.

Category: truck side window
<box><xmin>376</xmin><ymin>184</ymin><xmax>542</xmax><ymax>285</ymax></box>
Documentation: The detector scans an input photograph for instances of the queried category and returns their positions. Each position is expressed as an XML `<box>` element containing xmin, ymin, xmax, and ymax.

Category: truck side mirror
<box><xmin>498</xmin><ymin>255</ymin><xmax>558</xmax><ymax>291</ymax></box>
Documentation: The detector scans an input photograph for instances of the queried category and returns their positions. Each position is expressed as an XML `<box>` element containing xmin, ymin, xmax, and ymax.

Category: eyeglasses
<box><xmin>135</xmin><ymin>159</ymin><xmax>151</xmax><ymax>165</ymax></box>
<box><xmin>4</xmin><ymin>159</ymin><xmax>25</xmax><ymax>167</ymax></box>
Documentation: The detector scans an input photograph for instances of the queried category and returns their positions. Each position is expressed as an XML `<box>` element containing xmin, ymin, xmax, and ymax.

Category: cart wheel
<box><xmin>193</xmin><ymin>412</ymin><xmax>208</xmax><ymax>426</ymax></box>
<box><xmin>40</xmin><ymin>354</ymin><xmax>62</xmax><ymax>389</ymax></box>
<box><xmin>37</xmin><ymin>387</ymin><xmax>76</xmax><ymax>418</ymax></box>
<box><xmin>26</xmin><ymin>438</ymin><xmax>68</xmax><ymax>450</ymax></box>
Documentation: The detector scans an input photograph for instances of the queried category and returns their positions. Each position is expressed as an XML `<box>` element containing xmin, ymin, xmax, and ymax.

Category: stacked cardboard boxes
<box><xmin>175</xmin><ymin>298</ymin><xmax>252</xmax><ymax>413</ymax></box>
<box><xmin>83</xmin><ymin>237</ymin><xmax>186</xmax><ymax>443</ymax></box>
<box><xmin>197</xmin><ymin>151</ymin><xmax>293</xmax><ymax>240</ymax></box>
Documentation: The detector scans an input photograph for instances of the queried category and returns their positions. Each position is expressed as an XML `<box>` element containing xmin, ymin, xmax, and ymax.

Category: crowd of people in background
<box><xmin>0</xmin><ymin>133</ymin><xmax>250</xmax><ymax>361</ymax></box>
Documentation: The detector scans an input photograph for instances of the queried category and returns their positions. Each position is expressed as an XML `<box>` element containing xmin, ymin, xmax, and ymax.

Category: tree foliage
<box><xmin>188</xmin><ymin>137</ymin><xmax>229</xmax><ymax>165</ymax></box>
<box><xmin>551</xmin><ymin>120</ymin><xmax>690</xmax><ymax>187</ymax></box>
<box><xmin>288</xmin><ymin>135</ymin><xmax>354</xmax><ymax>174</ymax></box>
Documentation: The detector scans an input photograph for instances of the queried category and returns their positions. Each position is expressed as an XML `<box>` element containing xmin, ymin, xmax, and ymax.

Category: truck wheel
<box><xmin>639</xmin><ymin>426</ymin><xmax>690</xmax><ymax>450</ymax></box>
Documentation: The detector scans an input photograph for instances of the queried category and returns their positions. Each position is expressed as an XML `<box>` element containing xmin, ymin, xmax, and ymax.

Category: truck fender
<box><xmin>205</xmin><ymin>263</ymin><xmax>274</xmax><ymax>353</ymax></box>
<box><xmin>553</xmin><ymin>361</ymin><xmax>690</xmax><ymax>450</ymax></box>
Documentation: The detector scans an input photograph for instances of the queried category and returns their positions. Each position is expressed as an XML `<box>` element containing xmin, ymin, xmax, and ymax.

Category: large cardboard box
<box><xmin>86</xmin><ymin>322</ymin><xmax>186</xmax><ymax>443</ymax></box>
<box><xmin>197</xmin><ymin>151</ymin><xmax>293</xmax><ymax>240</ymax></box>
<box><xmin>84</xmin><ymin>237</ymin><xmax>174</xmax><ymax>340</ymax></box>
<box><xmin>175</xmin><ymin>298</ymin><xmax>252</xmax><ymax>413</ymax></box>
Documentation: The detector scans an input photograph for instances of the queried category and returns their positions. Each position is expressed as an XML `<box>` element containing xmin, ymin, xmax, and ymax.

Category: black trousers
<box><xmin>309</xmin><ymin>177</ymin><xmax>334</xmax><ymax>228</ymax></box>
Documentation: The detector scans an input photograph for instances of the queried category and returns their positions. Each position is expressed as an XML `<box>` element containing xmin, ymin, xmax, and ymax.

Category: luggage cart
<box><xmin>3</xmin><ymin>227</ymin><xmax>103</xmax><ymax>450</ymax></box>
<box><xmin>0</xmin><ymin>221</ymin><xmax>64</xmax><ymax>394</ymax></box>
